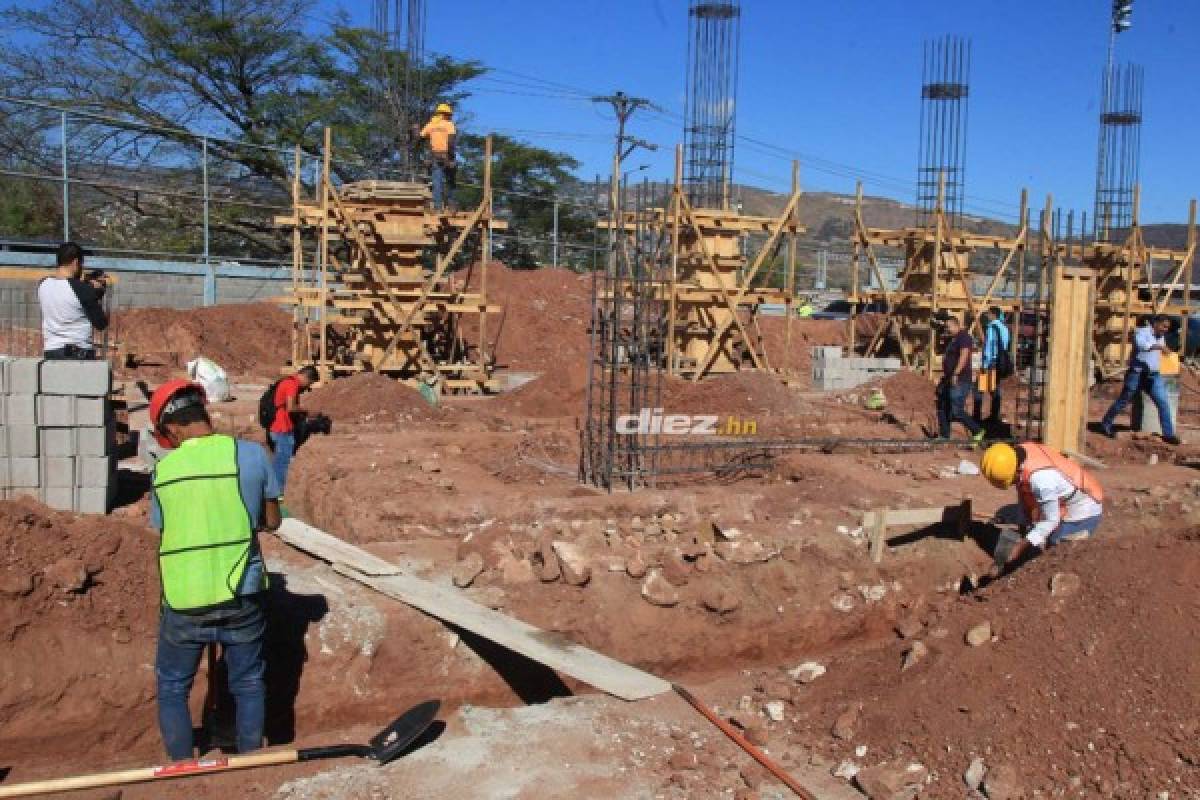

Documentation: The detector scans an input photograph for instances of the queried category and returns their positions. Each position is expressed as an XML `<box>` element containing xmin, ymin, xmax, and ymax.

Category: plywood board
<box><xmin>274</xmin><ymin>519</ymin><xmax>672</xmax><ymax>702</ymax></box>
<box><xmin>1043</xmin><ymin>266</ymin><xmax>1095</xmax><ymax>453</ymax></box>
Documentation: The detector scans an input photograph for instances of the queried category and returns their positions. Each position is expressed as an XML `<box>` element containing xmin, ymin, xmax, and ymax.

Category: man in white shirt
<box><xmin>980</xmin><ymin>442</ymin><xmax>1104</xmax><ymax>570</ymax></box>
<box><xmin>1100</xmin><ymin>315</ymin><xmax>1180</xmax><ymax>445</ymax></box>
<box><xmin>37</xmin><ymin>241</ymin><xmax>109</xmax><ymax>360</ymax></box>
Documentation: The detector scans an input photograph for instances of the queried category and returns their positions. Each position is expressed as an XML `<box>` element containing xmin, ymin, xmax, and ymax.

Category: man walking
<box><xmin>936</xmin><ymin>315</ymin><xmax>985</xmax><ymax>443</ymax></box>
<box><xmin>418</xmin><ymin>103</ymin><xmax>457</xmax><ymax>210</ymax></box>
<box><xmin>979</xmin><ymin>442</ymin><xmax>1104</xmax><ymax>571</ymax></box>
<box><xmin>267</xmin><ymin>365</ymin><xmax>318</xmax><ymax>495</ymax></box>
<box><xmin>1100</xmin><ymin>315</ymin><xmax>1181</xmax><ymax>445</ymax></box>
<box><xmin>37</xmin><ymin>241</ymin><xmax>109</xmax><ymax>359</ymax></box>
<box><xmin>973</xmin><ymin>307</ymin><xmax>1011</xmax><ymax>423</ymax></box>
<box><xmin>148</xmin><ymin>380</ymin><xmax>281</xmax><ymax>761</ymax></box>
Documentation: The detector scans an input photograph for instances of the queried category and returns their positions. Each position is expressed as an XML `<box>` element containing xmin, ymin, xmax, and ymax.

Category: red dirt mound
<box><xmin>115</xmin><ymin>303</ymin><xmax>291</xmax><ymax>380</ymax></box>
<box><xmin>758</xmin><ymin>316</ymin><xmax>849</xmax><ymax>383</ymax></box>
<box><xmin>476</xmin><ymin>264</ymin><xmax>593</xmax><ymax>374</ymax></box>
<box><xmin>303</xmin><ymin>372</ymin><xmax>440</xmax><ymax>423</ymax></box>
<box><xmin>660</xmin><ymin>371</ymin><xmax>803</xmax><ymax>417</ymax></box>
<box><xmin>0</xmin><ymin>498</ymin><xmax>159</xmax><ymax>754</ymax></box>
<box><xmin>791</xmin><ymin>526</ymin><xmax>1200</xmax><ymax>797</ymax></box>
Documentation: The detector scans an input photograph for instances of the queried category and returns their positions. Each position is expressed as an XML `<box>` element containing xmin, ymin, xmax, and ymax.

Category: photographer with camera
<box><xmin>38</xmin><ymin>241</ymin><xmax>109</xmax><ymax>360</ymax></box>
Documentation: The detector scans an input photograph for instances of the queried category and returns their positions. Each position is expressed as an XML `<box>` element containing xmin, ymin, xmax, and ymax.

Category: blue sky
<box><xmin>328</xmin><ymin>0</ymin><xmax>1198</xmax><ymax>224</ymax></box>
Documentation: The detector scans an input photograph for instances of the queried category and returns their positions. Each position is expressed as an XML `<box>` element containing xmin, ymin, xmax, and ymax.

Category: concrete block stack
<box><xmin>1</xmin><ymin>358</ymin><xmax>116</xmax><ymax>513</ymax></box>
<box><xmin>811</xmin><ymin>347</ymin><xmax>902</xmax><ymax>391</ymax></box>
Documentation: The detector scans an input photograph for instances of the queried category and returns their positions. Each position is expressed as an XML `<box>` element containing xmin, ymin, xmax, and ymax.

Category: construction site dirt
<box><xmin>2</xmin><ymin>267</ymin><xmax>1200</xmax><ymax>799</ymax></box>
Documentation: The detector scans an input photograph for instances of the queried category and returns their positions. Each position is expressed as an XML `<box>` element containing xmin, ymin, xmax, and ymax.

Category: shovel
<box><xmin>0</xmin><ymin>700</ymin><xmax>440</xmax><ymax>798</ymax></box>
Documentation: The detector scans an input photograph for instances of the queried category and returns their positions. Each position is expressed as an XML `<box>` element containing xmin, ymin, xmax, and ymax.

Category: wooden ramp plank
<box><xmin>275</xmin><ymin>519</ymin><xmax>671</xmax><ymax>702</ymax></box>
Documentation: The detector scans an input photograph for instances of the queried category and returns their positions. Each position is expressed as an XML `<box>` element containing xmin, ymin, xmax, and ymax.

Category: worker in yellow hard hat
<box><xmin>418</xmin><ymin>102</ymin><xmax>457</xmax><ymax>211</ymax></box>
<box><xmin>979</xmin><ymin>442</ymin><xmax>1104</xmax><ymax>570</ymax></box>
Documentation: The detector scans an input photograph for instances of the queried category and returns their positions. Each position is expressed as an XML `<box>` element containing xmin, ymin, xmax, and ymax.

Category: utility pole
<box><xmin>592</xmin><ymin>92</ymin><xmax>657</xmax><ymax>247</ymax></box>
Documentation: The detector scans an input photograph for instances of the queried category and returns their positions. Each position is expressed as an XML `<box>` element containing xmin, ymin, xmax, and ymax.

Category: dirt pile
<box><xmin>303</xmin><ymin>372</ymin><xmax>440</xmax><ymax>424</ymax></box>
<box><xmin>660</xmin><ymin>371</ymin><xmax>804</xmax><ymax>417</ymax></box>
<box><xmin>789</xmin><ymin>524</ymin><xmax>1200</xmax><ymax>797</ymax></box>
<box><xmin>115</xmin><ymin>302</ymin><xmax>291</xmax><ymax>379</ymax></box>
<box><xmin>0</xmin><ymin>498</ymin><xmax>159</xmax><ymax>755</ymax></box>
<box><xmin>758</xmin><ymin>316</ymin><xmax>848</xmax><ymax>383</ymax></box>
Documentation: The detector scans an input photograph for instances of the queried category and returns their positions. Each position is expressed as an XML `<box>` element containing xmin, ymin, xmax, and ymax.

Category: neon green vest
<box><xmin>153</xmin><ymin>434</ymin><xmax>254</xmax><ymax>612</ymax></box>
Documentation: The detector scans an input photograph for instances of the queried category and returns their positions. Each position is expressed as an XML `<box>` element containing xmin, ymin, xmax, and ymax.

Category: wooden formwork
<box><xmin>276</xmin><ymin>130</ymin><xmax>505</xmax><ymax>393</ymax></box>
<box><xmin>1058</xmin><ymin>190</ymin><xmax>1197</xmax><ymax>379</ymax></box>
<box><xmin>849</xmin><ymin>180</ymin><xmax>1031</xmax><ymax>378</ymax></box>
<box><xmin>605</xmin><ymin>147</ymin><xmax>805</xmax><ymax>381</ymax></box>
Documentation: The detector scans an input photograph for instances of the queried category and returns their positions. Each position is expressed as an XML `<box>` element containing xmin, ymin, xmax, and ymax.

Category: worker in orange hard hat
<box><xmin>147</xmin><ymin>379</ymin><xmax>281</xmax><ymax>761</ymax></box>
<box><xmin>418</xmin><ymin>102</ymin><xmax>457</xmax><ymax>211</ymax></box>
<box><xmin>979</xmin><ymin>442</ymin><xmax>1104</xmax><ymax>572</ymax></box>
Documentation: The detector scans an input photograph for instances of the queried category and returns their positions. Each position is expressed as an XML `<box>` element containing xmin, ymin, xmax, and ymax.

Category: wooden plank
<box><xmin>275</xmin><ymin>518</ymin><xmax>401</xmax><ymax>576</ymax></box>
<box><xmin>869</xmin><ymin>509</ymin><xmax>888</xmax><ymax>563</ymax></box>
<box><xmin>1065</xmin><ymin>450</ymin><xmax>1107</xmax><ymax>470</ymax></box>
<box><xmin>861</xmin><ymin>506</ymin><xmax>955</xmax><ymax>528</ymax></box>
<box><xmin>273</xmin><ymin>519</ymin><xmax>670</xmax><ymax>701</ymax></box>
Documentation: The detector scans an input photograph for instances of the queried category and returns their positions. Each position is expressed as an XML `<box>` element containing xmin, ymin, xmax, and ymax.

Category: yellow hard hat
<box><xmin>980</xmin><ymin>443</ymin><xmax>1018</xmax><ymax>489</ymax></box>
<box><xmin>435</xmin><ymin>103</ymin><xmax>453</xmax><ymax>115</ymax></box>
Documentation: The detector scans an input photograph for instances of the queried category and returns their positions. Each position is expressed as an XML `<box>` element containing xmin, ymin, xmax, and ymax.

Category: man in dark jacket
<box><xmin>37</xmin><ymin>241</ymin><xmax>109</xmax><ymax>360</ymax></box>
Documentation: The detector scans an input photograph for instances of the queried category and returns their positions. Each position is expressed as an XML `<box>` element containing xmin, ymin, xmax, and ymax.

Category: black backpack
<box><xmin>992</xmin><ymin>322</ymin><xmax>1015</xmax><ymax>379</ymax></box>
<box><xmin>258</xmin><ymin>379</ymin><xmax>283</xmax><ymax>429</ymax></box>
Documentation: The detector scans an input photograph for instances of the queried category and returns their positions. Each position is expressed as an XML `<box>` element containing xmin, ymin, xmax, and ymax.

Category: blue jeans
<box><xmin>269</xmin><ymin>431</ymin><xmax>295</xmax><ymax>495</ymax></box>
<box><xmin>937</xmin><ymin>380</ymin><xmax>982</xmax><ymax>438</ymax></box>
<box><xmin>156</xmin><ymin>598</ymin><xmax>266</xmax><ymax>760</ymax></box>
<box><xmin>1048</xmin><ymin>514</ymin><xmax>1102</xmax><ymax>545</ymax></box>
<box><xmin>430</xmin><ymin>159</ymin><xmax>456</xmax><ymax>210</ymax></box>
<box><xmin>1102</xmin><ymin>365</ymin><xmax>1174</xmax><ymax>437</ymax></box>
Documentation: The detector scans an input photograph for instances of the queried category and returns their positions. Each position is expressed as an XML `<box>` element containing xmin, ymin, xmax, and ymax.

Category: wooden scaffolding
<box><xmin>607</xmin><ymin>147</ymin><xmax>805</xmax><ymax>381</ymax></box>
<box><xmin>849</xmin><ymin>179</ymin><xmax>1032</xmax><ymax>378</ymax></box>
<box><xmin>277</xmin><ymin>130</ymin><xmax>504</xmax><ymax>393</ymax></box>
<box><xmin>1061</xmin><ymin>189</ymin><xmax>1197</xmax><ymax>379</ymax></box>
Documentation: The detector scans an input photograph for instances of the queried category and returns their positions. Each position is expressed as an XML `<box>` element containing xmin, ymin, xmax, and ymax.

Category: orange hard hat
<box><xmin>149</xmin><ymin>379</ymin><xmax>206</xmax><ymax>448</ymax></box>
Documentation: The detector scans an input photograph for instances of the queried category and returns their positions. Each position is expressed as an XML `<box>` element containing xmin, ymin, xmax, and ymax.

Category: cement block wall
<box><xmin>811</xmin><ymin>346</ymin><xmax>902</xmax><ymax>391</ymax></box>
<box><xmin>0</xmin><ymin>357</ymin><xmax>116</xmax><ymax>513</ymax></box>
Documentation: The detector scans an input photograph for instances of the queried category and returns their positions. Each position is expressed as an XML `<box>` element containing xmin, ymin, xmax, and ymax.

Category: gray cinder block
<box><xmin>76</xmin><ymin>456</ymin><xmax>112</xmax><ymax>488</ymax></box>
<box><xmin>1</xmin><ymin>425</ymin><xmax>39</xmax><ymax>457</ymax></box>
<box><xmin>5</xmin><ymin>457</ymin><xmax>40</xmax><ymax>488</ymax></box>
<box><xmin>4</xmin><ymin>394</ymin><xmax>35</xmax><ymax>426</ymax></box>
<box><xmin>39</xmin><ymin>428</ymin><xmax>76</xmax><ymax>457</ymax></box>
<box><xmin>7</xmin><ymin>358</ymin><xmax>41</xmax><ymax>395</ymax></box>
<box><xmin>76</xmin><ymin>425</ymin><xmax>113</xmax><ymax>457</ymax></box>
<box><xmin>41</xmin><ymin>487</ymin><xmax>76</xmax><ymax>512</ymax></box>
<box><xmin>40</xmin><ymin>360</ymin><xmax>111</xmax><ymax>396</ymax></box>
<box><xmin>75</xmin><ymin>397</ymin><xmax>108</xmax><ymax>427</ymax></box>
<box><xmin>76</xmin><ymin>487</ymin><xmax>109</xmax><ymax>515</ymax></box>
<box><xmin>41</xmin><ymin>456</ymin><xmax>76</xmax><ymax>488</ymax></box>
<box><xmin>37</xmin><ymin>395</ymin><xmax>75</xmax><ymax>427</ymax></box>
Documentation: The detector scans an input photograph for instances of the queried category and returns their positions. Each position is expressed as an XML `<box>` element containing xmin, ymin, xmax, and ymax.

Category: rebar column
<box><xmin>1093</xmin><ymin>63</ymin><xmax>1143</xmax><ymax>242</ymax></box>
<box><xmin>916</xmin><ymin>36</ymin><xmax>970</xmax><ymax>229</ymax></box>
<box><xmin>683</xmin><ymin>1</ymin><xmax>741</xmax><ymax>210</ymax></box>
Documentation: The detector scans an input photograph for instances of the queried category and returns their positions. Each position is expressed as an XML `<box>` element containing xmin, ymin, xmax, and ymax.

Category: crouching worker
<box><xmin>980</xmin><ymin>442</ymin><xmax>1104</xmax><ymax>570</ymax></box>
<box><xmin>149</xmin><ymin>379</ymin><xmax>281</xmax><ymax>760</ymax></box>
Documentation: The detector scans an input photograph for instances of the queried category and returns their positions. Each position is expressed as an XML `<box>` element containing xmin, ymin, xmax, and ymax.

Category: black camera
<box><xmin>295</xmin><ymin>412</ymin><xmax>333</xmax><ymax>446</ymax></box>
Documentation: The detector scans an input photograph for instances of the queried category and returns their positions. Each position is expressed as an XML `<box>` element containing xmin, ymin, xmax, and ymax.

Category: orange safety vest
<box><xmin>1016</xmin><ymin>442</ymin><xmax>1104</xmax><ymax>524</ymax></box>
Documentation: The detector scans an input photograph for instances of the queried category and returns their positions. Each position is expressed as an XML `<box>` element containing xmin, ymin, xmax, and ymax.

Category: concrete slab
<box><xmin>7</xmin><ymin>358</ymin><xmax>41</xmax><ymax>395</ymax></box>
<box><xmin>76</xmin><ymin>456</ymin><xmax>112</xmax><ymax>488</ymax></box>
<box><xmin>41</xmin><ymin>487</ymin><xmax>75</xmax><ymax>512</ymax></box>
<box><xmin>76</xmin><ymin>425</ymin><xmax>112</xmax><ymax>456</ymax></box>
<box><xmin>4</xmin><ymin>457</ymin><xmax>39</xmax><ymax>488</ymax></box>
<box><xmin>37</xmin><ymin>394</ymin><xmax>75</xmax><ymax>426</ymax></box>
<box><xmin>76</xmin><ymin>487</ymin><xmax>108</xmax><ymax>514</ymax></box>
<box><xmin>74</xmin><ymin>397</ymin><xmax>108</xmax><ymax>427</ymax></box>
<box><xmin>39</xmin><ymin>428</ymin><xmax>76</xmax><ymax>457</ymax></box>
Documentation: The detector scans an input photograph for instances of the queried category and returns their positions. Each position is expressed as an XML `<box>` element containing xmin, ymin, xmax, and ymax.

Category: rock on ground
<box><xmin>981</xmin><ymin>764</ymin><xmax>1022</xmax><ymax>800</ymax></box>
<box><xmin>640</xmin><ymin>569</ymin><xmax>679</xmax><ymax>607</ymax></box>
<box><xmin>965</xmin><ymin>621</ymin><xmax>992</xmax><ymax>647</ymax></box>
<box><xmin>853</xmin><ymin>760</ymin><xmax>929</xmax><ymax>800</ymax></box>
<box><xmin>451</xmin><ymin>552</ymin><xmax>485</xmax><ymax>588</ymax></box>
<box><xmin>551</xmin><ymin>541</ymin><xmax>591</xmax><ymax>586</ymax></box>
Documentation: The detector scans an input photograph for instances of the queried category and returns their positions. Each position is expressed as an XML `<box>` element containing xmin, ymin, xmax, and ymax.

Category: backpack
<box><xmin>258</xmin><ymin>379</ymin><xmax>283</xmax><ymax>430</ymax></box>
<box><xmin>991</xmin><ymin>322</ymin><xmax>1014</xmax><ymax>379</ymax></box>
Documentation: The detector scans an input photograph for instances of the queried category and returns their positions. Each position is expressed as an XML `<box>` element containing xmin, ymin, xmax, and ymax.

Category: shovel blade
<box><xmin>369</xmin><ymin>700</ymin><xmax>441</xmax><ymax>765</ymax></box>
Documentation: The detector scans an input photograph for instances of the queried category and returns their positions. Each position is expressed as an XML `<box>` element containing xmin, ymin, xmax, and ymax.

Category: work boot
<box><xmin>1100</xmin><ymin>422</ymin><xmax>1116</xmax><ymax>439</ymax></box>
<box><xmin>971</xmin><ymin>429</ymin><xmax>987</xmax><ymax>446</ymax></box>
<box><xmin>1163</xmin><ymin>435</ymin><xmax>1182</xmax><ymax>446</ymax></box>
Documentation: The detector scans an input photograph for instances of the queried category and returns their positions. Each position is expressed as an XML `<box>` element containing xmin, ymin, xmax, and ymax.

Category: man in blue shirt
<box><xmin>973</xmin><ymin>308</ymin><xmax>1011</xmax><ymax>423</ymax></box>
<box><xmin>1100</xmin><ymin>315</ymin><xmax>1181</xmax><ymax>445</ymax></box>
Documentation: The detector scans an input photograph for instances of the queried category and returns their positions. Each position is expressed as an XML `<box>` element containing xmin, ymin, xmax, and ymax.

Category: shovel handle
<box><xmin>0</xmin><ymin>750</ymin><xmax>300</xmax><ymax>798</ymax></box>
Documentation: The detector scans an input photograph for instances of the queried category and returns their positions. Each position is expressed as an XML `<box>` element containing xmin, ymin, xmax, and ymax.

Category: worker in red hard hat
<box><xmin>147</xmin><ymin>379</ymin><xmax>281</xmax><ymax>761</ymax></box>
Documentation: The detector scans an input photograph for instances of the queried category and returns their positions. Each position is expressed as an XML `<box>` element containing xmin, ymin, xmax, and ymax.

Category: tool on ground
<box><xmin>0</xmin><ymin>700</ymin><xmax>440</xmax><ymax>798</ymax></box>
<box><xmin>672</xmin><ymin>684</ymin><xmax>816</xmax><ymax>800</ymax></box>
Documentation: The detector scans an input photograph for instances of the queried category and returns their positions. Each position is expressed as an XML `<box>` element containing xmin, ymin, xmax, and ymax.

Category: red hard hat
<box><xmin>149</xmin><ymin>379</ymin><xmax>207</xmax><ymax>448</ymax></box>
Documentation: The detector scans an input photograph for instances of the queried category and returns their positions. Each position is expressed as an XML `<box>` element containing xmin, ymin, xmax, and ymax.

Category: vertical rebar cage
<box><xmin>1093</xmin><ymin>63</ymin><xmax>1142</xmax><ymax>243</ymax></box>
<box><xmin>373</xmin><ymin>0</ymin><xmax>427</xmax><ymax>176</ymax></box>
<box><xmin>916</xmin><ymin>36</ymin><xmax>970</xmax><ymax>229</ymax></box>
<box><xmin>683</xmin><ymin>1</ymin><xmax>741</xmax><ymax>210</ymax></box>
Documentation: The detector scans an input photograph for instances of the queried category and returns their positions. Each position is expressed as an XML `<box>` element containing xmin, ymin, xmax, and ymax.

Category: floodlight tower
<box><xmin>1093</xmin><ymin>0</ymin><xmax>1142</xmax><ymax>242</ymax></box>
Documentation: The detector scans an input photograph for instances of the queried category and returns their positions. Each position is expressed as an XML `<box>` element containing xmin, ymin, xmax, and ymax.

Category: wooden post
<box><xmin>318</xmin><ymin>127</ymin><xmax>332</xmax><ymax>376</ymax></box>
<box><xmin>870</xmin><ymin>509</ymin><xmax>888</xmax><ymax>563</ymax></box>
<box><xmin>784</xmin><ymin>160</ymin><xmax>798</xmax><ymax>376</ymax></box>
<box><xmin>291</xmin><ymin>145</ymin><xmax>302</xmax><ymax>368</ymax></box>
<box><xmin>1183</xmin><ymin>199</ymin><xmax>1197</xmax><ymax>356</ymax></box>
<box><xmin>850</xmin><ymin>182</ymin><xmax>862</xmax><ymax>354</ymax></box>
<box><xmin>479</xmin><ymin>136</ymin><xmax>493</xmax><ymax>373</ymax></box>
<box><xmin>667</xmin><ymin>146</ymin><xmax>683</xmax><ymax>376</ymax></box>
